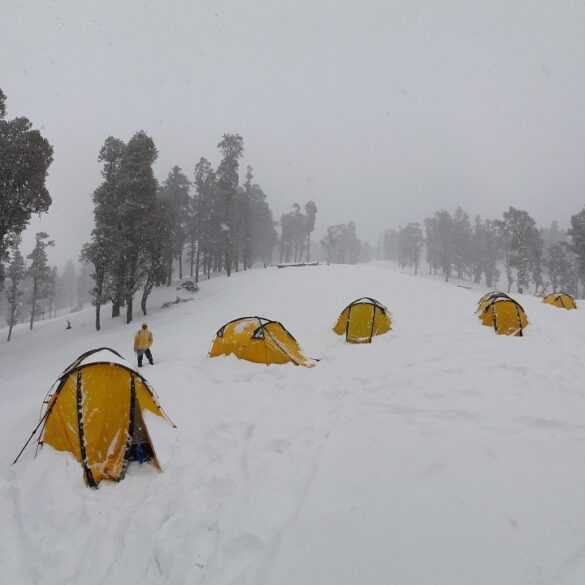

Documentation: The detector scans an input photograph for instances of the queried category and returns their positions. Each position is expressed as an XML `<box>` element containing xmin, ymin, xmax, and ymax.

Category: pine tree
<box><xmin>248</xmin><ymin>183</ymin><xmax>277</xmax><ymax>268</ymax></box>
<box><xmin>47</xmin><ymin>266</ymin><xmax>58</xmax><ymax>318</ymax></box>
<box><xmin>58</xmin><ymin>259</ymin><xmax>77</xmax><ymax>310</ymax></box>
<box><xmin>27</xmin><ymin>232</ymin><xmax>54</xmax><ymax>330</ymax></box>
<box><xmin>500</xmin><ymin>207</ymin><xmax>541</xmax><ymax>293</ymax></box>
<box><xmin>382</xmin><ymin>229</ymin><xmax>399</xmax><ymax>262</ymax></box>
<box><xmin>0</xmin><ymin>88</ymin><xmax>54</xmax><ymax>285</ymax></box>
<box><xmin>5</xmin><ymin>241</ymin><xmax>25</xmax><ymax>341</ymax></box>
<box><xmin>160</xmin><ymin>166</ymin><xmax>190</xmax><ymax>282</ymax></box>
<box><xmin>568</xmin><ymin>208</ymin><xmax>585</xmax><ymax>296</ymax></box>
<box><xmin>76</xmin><ymin>261</ymin><xmax>92</xmax><ymax>309</ymax></box>
<box><xmin>482</xmin><ymin>220</ymin><xmax>502</xmax><ymax>288</ymax></box>
<box><xmin>547</xmin><ymin>242</ymin><xmax>577</xmax><ymax>294</ymax></box>
<box><xmin>452</xmin><ymin>207</ymin><xmax>472</xmax><ymax>279</ymax></box>
<box><xmin>116</xmin><ymin>131</ymin><xmax>159</xmax><ymax>323</ymax></box>
<box><xmin>192</xmin><ymin>157</ymin><xmax>217</xmax><ymax>281</ymax></box>
<box><xmin>304</xmin><ymin>201</ymin><xmax>318</xmax><ymax>262</ymax></box>
<box><xmin>216</xmin><ymin>134</ymin><xmax>244</xmax><ymax>276</ymax></box>
<box><xmin>140</xmin><ymin>197</ymin><xmax>171</xmax><ymax>315</ymax></box>
<box><xmin>83</xmin><ymin>136</ymin><xmax>127</xmax><ymax>328</ymax></box>
<box><xmin>427</xmin><ymin>210</ymin><xmax>454</xmax><ymax>281</ymax></box>
<box><xmin>398</xmin><ymin>223</ymin><xmax>423</xmax><ymax>274</ymax></box>
<box><xmin>321</xmin><ymin>222</ymin><xmax>362</xmax><ymax>264</ymax></box>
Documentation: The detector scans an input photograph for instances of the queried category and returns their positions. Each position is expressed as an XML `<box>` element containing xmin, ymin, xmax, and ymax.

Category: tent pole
<box><xmin>12</xmin><ymin>408</ymin><xmax>52</xmax><ymax>465</ymax></box>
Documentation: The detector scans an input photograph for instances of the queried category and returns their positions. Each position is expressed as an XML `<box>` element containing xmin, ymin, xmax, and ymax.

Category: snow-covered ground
<box><xmin>2</xmin><ymin>262</ymin><xmax>585</xmax><ymax>585</ymax></box>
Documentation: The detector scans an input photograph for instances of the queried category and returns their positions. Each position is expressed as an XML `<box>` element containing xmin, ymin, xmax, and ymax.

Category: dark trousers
<box><xmin>137</xmin><ymin>348</ymin><xmax>153</xmax><ymax>367</ymax></box>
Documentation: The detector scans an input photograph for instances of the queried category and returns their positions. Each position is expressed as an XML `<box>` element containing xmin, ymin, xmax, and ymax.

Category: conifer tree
<box><xmin>568</xmin><ymin>208</ymin><xmax>585</xmax><ymax>295</ymax></box>
<box><xmin>0</xmin><ymin>88</ymin><xmax>54</xmax><ymax>285</ymax></box>
<box><xmin>5</xmin><ymin>241</ymin><xmax>25</xmax><ymax>341</ymax></box>
<box><xmin>58</xmin><ymin>259</ymin><xmax>77</xmax><ymax>310</ymax></box>
<box><xmin>452</xmin><ymin>207</ymin><xmax>472</xmax><ymax>279</ymax></box>
<box><xmin>216</xmin><ymin>134</ymin><xmax>244</xmax><ymax>276</ymax></box>
<box><xmin>547</xmin><ymin>242</ymin><xmax>577</xmax><ymax>294</ymax></box>
<box><xmin>83</xmin><ymin>136</ymin><xmax>126</xmax><ymax>328</ymax></box>
<box><xmin>140</xmin><ymin>197</ymin><xmax>170</xmax><ymax>315</ymax></box>
<box><xmin>398</xmin><ymin>223</ymin><xmax>423</xmax><ymax>273</ymax></box>
<box><xmin>160</xmin><ymin>166</ymin><xmax>190</xmax><ymax>282</ymax></box>
<box><xmin>192</xmin><ymin>157</ymin><xmax>217</xmax><ymax>281</ymax></box>
<box><xmin>116</xmin><ymin>131</ymin><xmax>158</xmax><ymax>323</ymax></box>
<box><xmin>48</xmin><ymin>266</ymin><xmax>58</xmax><ymax>318</ymax></box>
<box><xmin>27</xmin><ymin>232</ymin><xmax>54</xmax><ymax>330</ymax></box>
<box><xmin>304</xmin><ymin>201</ymin><xmax>318</xmax><ymax>262</ymax></box>
<box><xmin>321</xmin><ymin>221</ymin><xmax>362</xmax><ymax>264</ymax></box>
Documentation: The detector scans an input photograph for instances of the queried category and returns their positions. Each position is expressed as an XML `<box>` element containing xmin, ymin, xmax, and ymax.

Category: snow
<box><xmin>76</xmin><ymin>348</ymin><xmax>137</xmax><ymax>371</ymax></box>
<box><xmin>232</xmin><ymin>318</ymin><xmax>260</xmax><ymax>335</ymax></box>
<box><xmin>2</xmin><ymin>262</ymin><xmax>585</xmax><ymax>584</ymax></box>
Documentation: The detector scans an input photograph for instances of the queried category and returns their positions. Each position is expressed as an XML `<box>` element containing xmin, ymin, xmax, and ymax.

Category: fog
<box><xmin>2</xmin><ymin>0</ymin><xmax>584</xmax><ymax>267</ymax></box>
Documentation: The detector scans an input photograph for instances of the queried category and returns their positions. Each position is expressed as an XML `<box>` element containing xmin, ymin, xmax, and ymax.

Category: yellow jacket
<box><xmin>134</xmin><ymin>329</ymin><xmax>153</xmax><ymax>351</ymax></box>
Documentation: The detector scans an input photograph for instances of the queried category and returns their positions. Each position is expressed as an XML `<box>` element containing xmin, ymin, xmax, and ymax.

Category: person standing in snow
<box><xmin>134</xmin><ymin>322</ymin><xmax>154</xmax><ymax>367</ymax></box>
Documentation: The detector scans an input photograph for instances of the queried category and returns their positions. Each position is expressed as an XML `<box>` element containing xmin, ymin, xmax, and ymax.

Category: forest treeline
<box><xmin>5</xmin><ymin>84</ymin><xmax>585</xmax><ymax>340</ymax></box>
<box><xmin>80</xmin><ymin>131</ymin><xmax>283</xmax><ymax>329</ymax></box>
<box><xmin>383</xmin><ymin>206</ymin><xmax>585</xmax><ymax>296</ymax></box>
<box><xmin>2</xmin><ymin>88</ymin><xmax>320</xmax><ymax>336</ymax></box>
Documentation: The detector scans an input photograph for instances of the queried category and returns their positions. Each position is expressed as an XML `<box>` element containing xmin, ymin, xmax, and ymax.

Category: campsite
<box><xmin>3</xmin><ymin>1</ymin><xmax>585</xmax><ymax>583</ymax></box>
<box><xmin>3</xmin><ymin>262</ymin><xmax>585</xmax><ymax>584</ymax></box>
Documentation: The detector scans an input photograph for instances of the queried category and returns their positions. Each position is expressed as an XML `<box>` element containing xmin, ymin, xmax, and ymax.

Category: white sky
<box><xmin>1</xmin><ymin>0</ymin><xmax>584</xmax><ymax>267</ymax></box>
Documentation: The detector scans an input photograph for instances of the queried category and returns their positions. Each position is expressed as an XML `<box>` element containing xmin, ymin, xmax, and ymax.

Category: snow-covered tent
<box><xmin>15</xmin><ymin>348</ymin><xmax>175</xmax><ymax>487</ymax></box>
<box><xmin>478</xmin><ymin>296</ymin><xmax>529</xmax><ymax>336</ymax></box>
<box><xmin>209</xmin><ymin>317</ymin><xmax>314</xmax><ymax>367</ymax></box>
<box><xmin>475</xmin><ymin>291</ymin><xmax>512</xmax><ymax>316</ymax></box>
<box><xmin>542</xmin><ymin>292</ymin><xmax>577</xmax><ymax>310</ymax></box>
<box><xmin>333</xmin><ymin>297</ymin><xmax>392</xmax><ymax>343</ymax></box>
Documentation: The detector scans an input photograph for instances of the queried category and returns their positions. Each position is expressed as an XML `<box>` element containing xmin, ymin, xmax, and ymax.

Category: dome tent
<box><xmin>333</xmin><ymin>297</ymin><xmax>392</xmax><ymax>343</ymax></box>
<box><xmin>14</xmin><ymin>348</ymin><xmax>175</xmax><ymax>487</ymax></box>
<box><xmin>476</xmin><ymin>291</ymin><xmax>512</xmax><ymax>316</ymax></box>
<box><xmin>209</xmin><ymin>316</ymin><xmax>314</xmax><ymax>367</ymax></box>
<box><xmin>542</xmin><ymin>291</ymin><xmax>577</xmax><ymax>310</ymax></box>
<box><xmin>478</xmin><ymin>295</ymin><xmax>528</xmax><ymax>336</ymax></box>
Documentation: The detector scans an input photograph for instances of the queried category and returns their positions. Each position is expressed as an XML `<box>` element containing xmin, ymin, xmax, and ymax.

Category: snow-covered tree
<box><xmin>5</xmin><ymin>241</ymin><xmax>25</xmax><ymax>341</ymax></box>
<box><xmin>160</xmin><ymin>166</ymin><xmax>190</xmax><ymax>282</ymax></box>
<box><xmin>568</xmin><ymin>208</ymin><xmax>585</xmax><ymax>295</ymax></box>
<box><xmin>26</xmin><ymin>232</ymin><xmax>54</xmax><ymax>330</ymax></box>
<box><xmin>0</xmin><ymin>88</ymin><xmax>54</xmax><ymax>286</ymax></box>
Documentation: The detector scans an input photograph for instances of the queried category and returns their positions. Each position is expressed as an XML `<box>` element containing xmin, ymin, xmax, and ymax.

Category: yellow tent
<box><xmin>476</xmin><ymin>291</ymin><xmax>512</xmax><ymax>316</ymax></box>
<box><xmin>542</xmin><ymin>292</ymin><xmax>577</xmax><ymax>310</ymax></box>
<box><xmin>333</xmin><ymin>297</ymin><xmax>392</xmax><ymax>343</ymax></box>
<box><xmin>209</xmin><ymin>317</ymin><xmax>314</xmax><ymax>367</ymax></box>
<box><xmin>15</xmin><ymin>348</ymin><xmax>175</xmax><ymax>487</ymax></box>
<box><xmin>478</xmin><ymin>296</ymin><xmax>528</xmax><ymax>336</ymax></box>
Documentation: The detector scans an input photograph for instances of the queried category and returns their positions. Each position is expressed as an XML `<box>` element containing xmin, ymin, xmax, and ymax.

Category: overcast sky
<box><xmin>2</xmin><ymin>0</ymin><xmax>584</xmax><ymax>267</ymax></box>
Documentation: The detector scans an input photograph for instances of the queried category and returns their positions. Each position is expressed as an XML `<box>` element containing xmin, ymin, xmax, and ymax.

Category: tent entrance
<box><xmin>127</xmin><ymin>399</ymin><xmax>160</xmax><ymax>469</ymax></box>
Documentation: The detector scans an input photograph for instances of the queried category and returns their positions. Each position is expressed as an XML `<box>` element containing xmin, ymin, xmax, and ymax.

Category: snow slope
<box><xmin>2</xmin><ymin>263</ymin><xmax>585</xmax><ymax>585</ymax></box>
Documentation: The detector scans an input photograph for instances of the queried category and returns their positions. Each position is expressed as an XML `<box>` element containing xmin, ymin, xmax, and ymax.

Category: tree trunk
<box><xmin>141</xmin><ymin>285</ymin><xmax>152</xmax><ymax>316</ymax></box>
<box><xmin>190</xmin><ymin>241</ymin><xmax>195</xmax><ymax>277</ymax></box>
<box><xmin>96</xmin><ymin>303</ymin><xmax>101</xmax><ymax>331</ymax></box>
<box><xmin>179</xmin><ymin>249</ymin><xmax>183</xmax><ymax>280</ymax></box>
<box><xmin>195</xmin><ymin>242</ymin><xmax>201</xmax><ymax>283</ymax></box>
<box><xmin>29</xmin><ymin>278</ymin><xmax>38</xmax><ymax>330</ymax></box>
<box><xmin>112</xmin><ymin>300</ymin><xmax>120</xmax><ymax>318</ymax></box>
<box><xmin>225</xmin><ymin>250</ymin><xmax>231</xmax><ymax>276</ymax></box>
<box><xmin>126</xmin><ymin>295</ymin><xmax>133</xmax><ymax>324</ymax></box>
<box><xmin>7</xmin><ymin>301</ymin><xmax>16</xmax><ymax>341</ymax></box>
